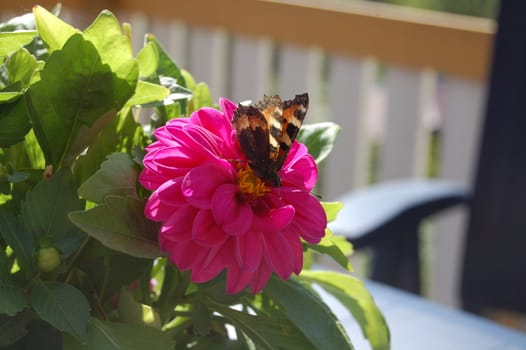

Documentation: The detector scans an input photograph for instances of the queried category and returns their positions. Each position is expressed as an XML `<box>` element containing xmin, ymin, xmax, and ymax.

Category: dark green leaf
<box><xmin>31</xmin><ymin>281</ymin><xmax>90</xmax><ymax>343</ymax></box>
<box><xmin>208</xmin><ymin>300</ymin><xmax>316</xmax><ymax>350</ymax></box>
<box><xmin>0</xmin><ymin>284</ymin><xmax>28</xmax><ymax>316</ymax></box>
<box><xmin>26</xmin><ymin>34</ymin><xmax>135</xmax><ymax>168</ymax></box>
<box><xmin>33</xmin><ymin>6</ymin><xmax>78</xmax><ymax>52</ymax></box>
<box><xmin>0</xmin><ymin>97</ymin><xmax>31</xmax><ymax>147</ymax></box>
<box><xmin>0</xmin><ymin>310</ymin><xmax>34</xmax><ymax>347</ymax></box>
<box><xmin>299</xmin><ymin>271</ymin><xmax>390</xmax><ymax>350</ymax></box>
<box><xmin>21</xmin><ymin>167</ymin><xmax>85</xmax><ymax>242</ymax></box>
<box><xmin>118</xmin><ymin>288</ymin><xmax>161</xmax><ymax>328</ymax></box>
<box><xmin>0</xmin><ymin>31</ymin><xmax>38</xmax><ymax>57</ymax></box>
<box><xmin>69</xmin><ymin>195</ymin><xmax>162</xmax><ymax>259</ymax></box>
<box><xmin>79</xmin><ymin>152</ymin><xmax>138</xmax><ymax>204</ymax></box>
<box><xmin>156</xmin><ymin>263</ymin><xmax>189</xmax><ymax>324</ymax></box>
<box><xmin>62</xmin><ymin>317</ymin><xmax>172</xmax><ymax>350</ymax></box>
<box><xmin>0</xmin><ymin>206</ymin><xmax>36</xmax><ymax>274</ymax></box>
<box><xmin>264</xmin><ymin>276</ymin><xmax>353</xmax><ymax>350</ymax></box>
<box><xmin>297</xmin><ymin>122</ymin><xmax>341</xmax><ymax>164</ymax></box>
<box><xmin>192</xmin><ymin>301</ymin><xmax>211</xmax><ymax>336</ymax></box>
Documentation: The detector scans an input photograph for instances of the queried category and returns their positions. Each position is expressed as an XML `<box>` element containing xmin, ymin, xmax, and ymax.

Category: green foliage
<box><xmin>0</xmin><ymin>6</ymin><xmax>389</xmax><ymax>350</ymax></box>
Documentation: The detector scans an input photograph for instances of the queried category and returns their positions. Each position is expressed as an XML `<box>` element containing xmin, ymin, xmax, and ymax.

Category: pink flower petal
<box><xmin>235</xmin><ymin>232</ymin><xmax>263</xmax><ymax>273</ymax></box>
<box><xmin>159</xmin><ymin>205</ymin><xmax>198</xmax><ymax>244</ymax></box>
<box><xmin>170</xmin><ymin>240</ymin><xmax>209</xmax><ymax>271</ymax></box>
<box><xmin>156</xmin><ymin>177</ymin><xmax>186</xmax><ymax>207</ymax></box>
<box><xmin>193</xmin><ymin>209</ymin><xmax>228</xmax><ymax>247</ymax></box>
<box><xmin>212</xmin><ymin>184</ymin><xmax>253</xmax><ymax>235</ymax></box>
<box><xmin>250</xmin><ymin>261</ymin><xmax>272</xmax><ymax>294</ymax></box>
<box><xmin>282</xmin><ymin>191</ymin><xmax>327</xmax><ymax>243</ymax></box>
<box><xmin>251</xmin><ymin>204</ymin><xmax>295</xmax><ymax>233</ymax></box>
<box><xmin>182</xmin><ymin>161</ymin><xmax>236</xmax><ymax>209</ymax></box>
<box><xmin>226</xmin><ymin>263</ymin><xmax>252</xmax><ymax>294</ymax></box>
<box><xmin>262</xmin><ymin>232</ymin><xmax>294</xmax><ymax>280</ymax></box>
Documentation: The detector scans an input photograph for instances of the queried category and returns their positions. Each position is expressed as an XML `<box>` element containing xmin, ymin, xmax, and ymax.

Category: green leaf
<box><xmin>299</xmin><ymin>271</ymin><xmax>390</xmax><ymax>350</ymax></box>
<box><xmin>63</xmin><ymin>317</ymin><xmax>172</xmax><ymax>350</ymax></box>
<box><xmin>264</xmin><ymin>276</ymin><xmax>353</xmax><ymax>349</ymax></box>
<box><xmin>137</xmin><ymin>41</ymin><xmax>158</xmax><ymax>78</ymax></box>
<box><xmin>125</xmin><ymin>80</ymin><xmax>170</xmax><ymax>108</ymax></box>
<box><xmin>82</xmin><ymin>10</ymin><xmax>138</xmax><ymax>101</ymax></box>
<box><xmin>298</xmin><ymin>122</ymin><xmax>341</xmax><ymax>164</ymax></box>
<box><xmin>33</xmin><ymin>5</ymin><xmax>79</xmax><ymax>52</ymax></box>
<box><xmin>79</xmin><ymin>152</ymin><xmax>138</xmax><ymax>204</ymax></box>
<box><xmin>21</xmin><ymin>167</ymin><xmax>85</xmax><ymax>242</ymax></box>
<box><xmin>307</xmin><ymin>228</ymin><xmax>353</xmax><ymax>271</ymax></box>
<box><xmin>156</xmin><ymin>263</ymin><xmax>189</xmax><ymax>324</ymax></box>
<box><xmin>322</xmin><ymin>201</ymin><xmax>344</xmax><ymax>222</ymax></box>
<box><xmin>68</xmin><ymin>195</ymin><xmax>162</xmax><ymax>259</ymax></box>
<box><xmin>0</xmin><ymin>284</ymin><xmax>28</xmax><ymax>316</ymax></box>
<box><xmin>145</xmin><ymin>34</ymin><xmax>186</xmax><ymax>88</ymax></box>
<box><xmin>0</xmin><ymin>310</ymin><xmax>34</xmax><ymax>347</ymax></box>
<box><xmin>208</xmin><ymin>300</ymin><xmax>317</xmax><ymax>350</ymax></box>
<box><xmin>0</xmin><ymin>31</ymin><xmax>37</xmax><ymax>57</ymax></box>
<box><xmin>0</xmin><ymin>207</ymin><xmax>36</xmax><ymax>274</ymax></box>
<box><xmin>2</xmin><ymin>48</ymin><xmax>39</xmax><ymax>88</ymax></box>
<box><xmin>118</xmin><ymin>288</ymin><xmax>161</xmax><ymax>328</ymax></box>
<box><xmin>31</xmin><ymin>281</ymin><xmax>90</xmax><ymax>343</ymax></box>
<box><xmin>26</xmin><ymin>34</ymin><xmax>133</xmax><ymax>168</ymax></box>
<box><xmin>191</xmin><ymin>82</ymin><xmax>213</xmax><ymax>111</ymax></box>
<box><xmin>0</xmin><ymin>97</ymin><xmax>31</xmax><ymax>147</ymax></box>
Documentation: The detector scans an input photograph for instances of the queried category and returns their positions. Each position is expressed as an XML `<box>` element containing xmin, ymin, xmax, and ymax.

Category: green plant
<box><xmin>0</xmin><ymin>6</ymin><xmax>389</xmax><ymax>349</ymax></box>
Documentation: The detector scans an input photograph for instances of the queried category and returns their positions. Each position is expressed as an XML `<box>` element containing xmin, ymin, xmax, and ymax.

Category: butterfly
<box><xmin>232</xmin><ymin>93</ymin><xmax>309</xmax><ymax>187</ymax></box>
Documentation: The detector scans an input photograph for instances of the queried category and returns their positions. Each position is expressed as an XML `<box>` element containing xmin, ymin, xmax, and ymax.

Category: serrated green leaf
<box><xmin>322</xmin><ymin>201</ymin><xmax>344</xmax><ymax>222</ymax></box>
<box><xmin>298</xmin><ymin>122</ymin><xmax>341</xmax><ymax>164</ymax></box>
<box><xmin>79</xmin><ymin>152</ymin><xmax>138</xmax><ymax>204</ymax></box>
<box><xmin>62</xmin><ymin>317</ymin><xmax>172</xmax><ymax>350</ymax></box>
<box><xmin>0</xmin><ymin>31</ymin><xmax>37</xmax><ymax>57</ymax></box>
<box><xmin>69</xmin><ymin>195</ymin><xmax>161</xmax><ymax>259</ymax></box>
<box><xmin>0</xmin><ymin>207</ymin><xmax>36</xmax><ymax>274</ymax></box>
<box><xmin>299</xmin><ymin>271</ymin><xmax>390</xmax><ymax>350</ymax></box>
<box><xmin>26</xmin><ymin>34</ymin><xmax>133</xmax><ymax>168</ymax></box>
<box><xmin>31</xmin><ymin>281</ymin><xmax>90</xmax><ymax>343</ymax></box>
<box><xmin>0</xmin><ymin>284</ymin><xmax>28</xmax><ymax>316</ymax></box>
<box><xmin>82</xmin><ymin>10</ymin><xmax>138</xmax><ymax>99</ymax></box>
<box><xmin>264</xmin><ymin>276</ymin><xmax>353</xmax><ymax>350</ymax></box>
<box><xmin>33</xmin><ymin>6</ymin><xmax>79</xmax><ymax>52</ymax></box>
<box><xmin>0</xmin><ymin>97</ymin><xmax>31</xmax><ymax>147</ymax></box>
<box><xmin>21</xmin><ymin>167</ymin><xmax>85</xmax><ymax>242</ymax></box>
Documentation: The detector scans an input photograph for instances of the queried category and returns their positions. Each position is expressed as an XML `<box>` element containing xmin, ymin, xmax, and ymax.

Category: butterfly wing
<box><xmin>275</xmin><ymin>93</ymin><xmax>309</xmax><ymax>169</ymax></box>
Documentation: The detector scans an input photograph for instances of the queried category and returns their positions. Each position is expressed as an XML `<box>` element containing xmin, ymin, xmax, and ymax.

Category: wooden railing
<box><xmin>2</xmin><ymin>0</ymin><xmax>496</xmax><ymax>308</ymax></box>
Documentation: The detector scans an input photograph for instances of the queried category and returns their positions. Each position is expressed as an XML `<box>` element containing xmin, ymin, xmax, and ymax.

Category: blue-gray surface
<box><xmin>321</xmin><ymin>281</ymin><xmax>526</xmax><ymax>350</ymax></box>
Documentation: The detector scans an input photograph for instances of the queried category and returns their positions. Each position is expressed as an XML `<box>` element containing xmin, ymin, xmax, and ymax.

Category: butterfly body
<box><xmin>232</xmin><ymin>93</ymin><xmax>309</xmax><ymax>187</ymax></box>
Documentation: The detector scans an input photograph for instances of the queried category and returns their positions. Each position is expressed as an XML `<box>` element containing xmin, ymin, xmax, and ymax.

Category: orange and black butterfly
<box><xmin>232</xmin><ymin>93</ymin><xmax>309</xmax><ymax>187</ymax></box>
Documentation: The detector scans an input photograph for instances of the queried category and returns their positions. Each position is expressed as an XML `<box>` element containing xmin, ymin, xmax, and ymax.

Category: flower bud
<box><xmin>37</xmin><ymin>247</ymin><xmax>61</xmax><ymax>273</ymax></box>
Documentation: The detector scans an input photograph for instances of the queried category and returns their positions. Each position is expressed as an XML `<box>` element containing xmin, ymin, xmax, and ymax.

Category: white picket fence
<box><xmin>2</xmin><ymin>0</ymin><xmax>495</xmax><ymax>308</ymax></box>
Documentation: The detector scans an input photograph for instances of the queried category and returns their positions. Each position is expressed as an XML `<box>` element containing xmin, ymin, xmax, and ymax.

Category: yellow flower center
<box><xmin>236</xmin><ymin>166</ymin><xmax>269</xmax><ymax>199</ymax></box>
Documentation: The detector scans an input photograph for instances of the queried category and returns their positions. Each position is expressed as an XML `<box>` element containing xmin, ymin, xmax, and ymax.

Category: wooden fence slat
<box><xmin>324</xmin><ymin>56</ymin><xmax>376</xmax><ymax>199</ymax></box>
<box><xmin>379</xmin><ymin>67</ymin><xmax>436</xmax><ymax>180</ymax></box>
<box><xmin>230</xmin><ymin>35</ymin><xmax>273</xmax><ymax>103</ymax></box>
<box><xmin>429</xmin><ymin>77</ymin><xmax>485</xmax><ymax>307</ymax></box>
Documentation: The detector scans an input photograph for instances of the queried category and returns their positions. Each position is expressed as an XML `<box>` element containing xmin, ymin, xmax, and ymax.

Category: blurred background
<box><xmin>1</xmin><ymin>0</ymin><xmax>500</xmax><ymax>319</ymax></box>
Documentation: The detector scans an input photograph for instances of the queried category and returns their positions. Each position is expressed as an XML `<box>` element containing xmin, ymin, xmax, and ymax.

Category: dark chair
<box><xmin>330</xmin><ymin>0</ymin><xmax>526</xmax><ymax>317</ymax></box>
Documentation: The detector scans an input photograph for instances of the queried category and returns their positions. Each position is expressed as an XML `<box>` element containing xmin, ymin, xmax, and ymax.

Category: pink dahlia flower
<box><xmin>140</xmin><ymin>98</ymin><xmax>327</xmax><ymax>294</ymax></box>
